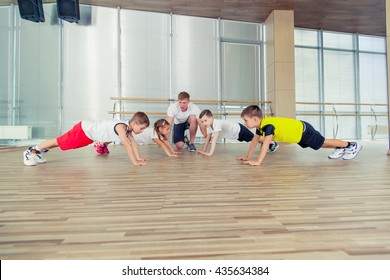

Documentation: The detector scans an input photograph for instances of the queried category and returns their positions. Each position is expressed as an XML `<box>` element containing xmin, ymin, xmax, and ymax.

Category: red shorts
<box><xmin>56</xmin><ymin>121</ymin><xmax>93</xmax><ymax>150</ymax></box>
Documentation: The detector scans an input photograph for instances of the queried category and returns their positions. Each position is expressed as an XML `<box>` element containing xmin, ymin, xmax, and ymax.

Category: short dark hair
<box><xmin>178</xmin><ymin>91</ymin><xmax>190</xmax><ymax>100</ymax></box>
<box><xmin>199</xmin><ymin>109</ymin><xmax>213</xmax><ymax>119</ymax></box>
<box><xmin>241</xmin><ymin>105</ymin><xmax>263</xmax><ymax>119</ymax></box>
<box><xmin>130</xmin><ymin>112</ymin><xmax>150</xmax><ymax>126</ymax></box>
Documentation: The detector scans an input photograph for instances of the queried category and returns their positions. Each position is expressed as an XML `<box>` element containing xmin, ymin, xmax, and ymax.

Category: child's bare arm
<box><xmin>201</xmin><ymin>133</ymin><xmax>211</xmax><ymax>153</ymax></box>
<box><xmin>237</xmin><ymin>134</ymin><xmax>260</xmax><ymax>161</ymax></box>
<box><xmin>163</xmin><ymin>139</ymin><xmax>181</xmax><ymax>155</ymax></box>
<box><xmin>244</xmin><ymin>134</ymin><xmax>273</xmax><ymax>166</ymax></box>
<box><xmin>153</xmin><ymin>138</ymin><xmax>177</xmax><ymax>157</ymax></box>
<box><xmin>199</xmin><ymin>131</ymin><xmax>219</xmax><ymax>156</ymax></box>
<box><xmin>127</xmin><ymin>134</ymin><xmax>147</xmax><ymax>161</ymax></box>
<box><xmin>117</xmin><ymin>125</ymin><xmax>145</xmax><ymax>166</ymax></box>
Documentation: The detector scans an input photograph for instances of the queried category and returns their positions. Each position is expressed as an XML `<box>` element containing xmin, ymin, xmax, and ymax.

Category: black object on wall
<box><xmin>17</xmin><ymin>0</ymin><xmax>45</xmax><ymax>23</ymax></box>
<box><xmin>57</xmin><ymin>0</ymin><xmax>80</xmax><ymax>23</ymax></box>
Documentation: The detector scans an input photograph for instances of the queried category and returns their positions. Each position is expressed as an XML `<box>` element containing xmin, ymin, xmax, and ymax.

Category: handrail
<box><xmin>296</xmin><ymin>113</ymin><xmax>388</xmax><ymax>117</ymax></box>
<box><xmin>110</xmin><ymin>97</ymin><xmax>272</xmax><ymax>104</ymax></box>
<box><xmin>108</xmin><ymin>111</ymin><xmax>272</xmax><ymax>116</ymax></box>
<box><xmin>296</xmin><ymin>101</ymin><xmax>387</xmax><ymax>106</ymax></box>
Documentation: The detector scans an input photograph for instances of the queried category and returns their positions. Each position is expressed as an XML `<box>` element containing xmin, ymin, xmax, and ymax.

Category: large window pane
<box><xmin>359</xmin><ymin>52</ymin><xmax>388</xmax><ymax>140</ymax></box>
<box><xmin>172</xmin><ymin>15</ymin><xmax>218</xmax><ymax>101</ymax></box>
<box><xmin>18</xmin><ymin>4</ymin><xmax>61</xmax><ymax>139</ymax></box>
<box><xmin>0</xmin><ymin>7</ymin><xmax>10</xmax><ymax>127</ymax></box>
<box><xmin>62</xmin><ymin>6</ymin><xmax>118</xmax><ymax>132</ymax></box>
<box><xmin>120</xmin><ymin>10</ymin><xmax>170</xmax><ymax>122</ymax></box>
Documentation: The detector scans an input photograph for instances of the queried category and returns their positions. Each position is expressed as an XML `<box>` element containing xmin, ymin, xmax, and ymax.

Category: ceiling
<box><xmin>1</xmin><ymin>0</ymin><xmax>386</xmax><ymax>36</ymax></box>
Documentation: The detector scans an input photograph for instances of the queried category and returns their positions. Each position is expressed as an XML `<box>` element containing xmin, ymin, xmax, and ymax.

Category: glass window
<box><xmin>295</xmin><ymin>28</ymin><xmax>318</xmax><ymax>47</ymax></box>
<box><xmin>323</xmin><ymin>31</ymin><xmax>354</xmax><ymax>50</ymax></box>
<box><xmin>221</xmin><ymin>42</ymin><xmax>260</xmax><ymax>101</ymax></box>
<box><xmin>18</xmin><ymin>4</ymin><xmax>61</xmax><ymax>139</ymax></box>
<box><xmin>172</xmin><ymin>15</ymin><xmax>218</xmax><ymax>101</ymax></box>
<box><xmin>220</xmin><ymin>20</ymin><xmax>261</xmax><ymax>42</ymax></box>
<box><xmin>359</xmin><ymin>35</ymin><xmax>386</xmax><ymax>53</ymax></box>
<box><xmin>0</xmin><ymin>7</ymin><xmax>10</xmax><ymax>127</ymax></box>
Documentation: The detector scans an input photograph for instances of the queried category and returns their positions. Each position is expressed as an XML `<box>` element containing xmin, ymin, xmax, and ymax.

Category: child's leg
<box><xmin>37</xmin><ymin>138</ymin><xmax>59</xmax><ymax>150</ymax></box>
<box><xmin>322</xmin><ymin>139</ymin><xmax>349</xmax><ymax>149</ymax></box>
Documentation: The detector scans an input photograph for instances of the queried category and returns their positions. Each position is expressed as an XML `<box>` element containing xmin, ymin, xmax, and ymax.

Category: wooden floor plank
<box><xmin>0</xmin><ymin>141</ymin><xmax>390</xmax><ymax>259</ymax></box>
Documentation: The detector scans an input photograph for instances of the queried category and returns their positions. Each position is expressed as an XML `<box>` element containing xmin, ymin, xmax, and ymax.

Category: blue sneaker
<box><xmin>187</xmin><ymin>142</ymin><xmax>196</xmax><ymax>152</ymax></box>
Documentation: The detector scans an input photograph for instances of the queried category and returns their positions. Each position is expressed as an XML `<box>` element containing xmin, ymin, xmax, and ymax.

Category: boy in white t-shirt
<box><xmin>198</xmin><ymin>109</ymin><xmax>278</xmax><ymax>157</ymax></box>
<box><xmin>166</xmin><ymin>91</ymin><xmax>207</xmax><ymax>152</ymax></box>
<box><xmin>23</xmin><ymin>112</ymin><xmax>150</xmax><ymax>167</ymax></box>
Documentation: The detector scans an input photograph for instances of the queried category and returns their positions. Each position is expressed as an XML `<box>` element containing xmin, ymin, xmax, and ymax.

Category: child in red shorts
<box><xmin>23</xmin><ymin>112</ymin><xmax>150</xmax><ymax>167</ymax></box>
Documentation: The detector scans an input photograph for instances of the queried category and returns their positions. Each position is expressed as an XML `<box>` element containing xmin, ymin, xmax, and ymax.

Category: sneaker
<box><xmin>183</xmin><ymin>135</ymin><xmax>190</xmax><ymax>146</ymax></box>
<box><xmin>34</xmin><ymin>150</ymin><xmax>47</xmax><ymax>164</ymax></box>
<box><xmin>23</xmin><ymin>147</ymin><xmax>37</xmax><ymax>166</ymax></box>
<box><xmin>268</xmin><ymin>141</ymin><xmax>279</xmax><ymax>153</ymax></box>
<box><xmin>187</xmin><ymin>142</ymin><xmax>197</xmax><ymax>152</ymax></box>
<box><xmin>94</xmin><ymin>142</ymin><xmax>104</xmax><ymax>154</ymax></box>
<box><xmin>342</xmin><ymin>142</ymin><xmax>362</xmax><ymax>160</ymax></box>
<box><xmin>328</xmin><ymin>148</ymin><xmax>345</xmax><ymax>159</ymax></box>
<box><xmin>102</xmin><ymin>143</ymin><xmax>110</xmax><ymax>154</ymax></box>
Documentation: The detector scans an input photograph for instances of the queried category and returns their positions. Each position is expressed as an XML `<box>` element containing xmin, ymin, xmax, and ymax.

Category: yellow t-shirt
<box><xmin>256</xmin><ymin>117</ymin><xmax>304</xmax><ymax>143</ymax></box>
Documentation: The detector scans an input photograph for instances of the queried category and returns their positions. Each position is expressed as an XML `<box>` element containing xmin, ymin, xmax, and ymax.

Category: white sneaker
<box><xmin>342</xmin><ymin>142</ymin><xmax>362</xmax><ymax>160</ymax></box>
<box><xmin>23</xmin><ymin>148</ymin><xmax>37</xmax><ymax>166</ymax></box>
<box><xmin>34</xmin><ymin>151</ymin><xmax>47</xmax><ymax>164</ymax></box>
<box><xmin>328</xmin><ymin>148</ymin><xmax>345</xmax><ymax>159</ymax></box>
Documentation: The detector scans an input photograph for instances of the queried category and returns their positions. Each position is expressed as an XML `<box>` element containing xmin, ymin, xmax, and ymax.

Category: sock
<box><xmin>32</xmin><ymin>145</ymin><xmax>42</xmax><ymax>152</ymax></box>
<box><xmin>346</xmin><ymin>142</ymin><xmax>352</xmax><ymax>148</ymax></box>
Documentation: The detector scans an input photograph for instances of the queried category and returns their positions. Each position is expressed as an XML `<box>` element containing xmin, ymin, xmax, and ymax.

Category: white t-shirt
<box><xmin>207</xmin><ymin>119</ymin><xmax>241</xmax><ymax>140</ymax></box>
<box><xmin>81</xmin><ymin>120</ymin><xmax>127</xmax><ymax>142</ymax></box>
<box><xmin>132</xmin><ymin>127</ymin><xmax>159</xmax><ymax>144</ymax></box>
<box><xmin>167</xmin><ymin>102</ymin><xmax>201</xmax><ymax>124</ymax></box>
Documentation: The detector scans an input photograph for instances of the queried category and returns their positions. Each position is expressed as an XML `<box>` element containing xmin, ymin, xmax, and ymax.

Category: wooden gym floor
<box><xmin>0</xmin><ymin>141</ymin><xmax>390</xmax><ymax>260</ymax></box>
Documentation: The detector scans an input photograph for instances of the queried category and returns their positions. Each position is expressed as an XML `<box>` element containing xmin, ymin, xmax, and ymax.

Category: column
<box><xmin>264</xmin><ymin>10</ymin><xmax>296</xmax><ymax>118</ymax></box>
<box><xmin>387</xmin><ymin>0</ymin><xmax>390</xmax><ymax>155</ymax></box>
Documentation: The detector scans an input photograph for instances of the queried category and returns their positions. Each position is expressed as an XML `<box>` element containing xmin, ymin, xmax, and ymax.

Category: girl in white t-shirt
<box><xmin>133</xmin><ymin>119</ymin><xmax>181</xmax><ymax>157</ymax></box>
<box><xmin>151</xmin><ymin>119</ymin><xmax>182</xmax><ymax>157</ymax></box>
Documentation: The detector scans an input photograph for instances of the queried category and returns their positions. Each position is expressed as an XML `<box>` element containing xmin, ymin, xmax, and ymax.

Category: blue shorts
<box><xmin>173</xmin><ymin>121</ymin><xmax>190</xmax><ymax>144</ymax></box>
<box><xmin>237</xmin><ymin>123</ymin><xmax>254</xmax><ymax>142</ymax></box>
<box><xmin>298</xmin><ymin>121</ymin><xmax>325</xmax><ymax>150</ymax></box>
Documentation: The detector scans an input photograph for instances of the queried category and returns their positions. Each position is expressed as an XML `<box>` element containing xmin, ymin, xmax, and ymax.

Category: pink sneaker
<box><xmin>103</xmin><ymin>143</ymin><xmax>110</xmax><ymax>154</ymax></box>
<box><xmin>94</xmin><ymin>142</ymin><xmax>104</xmax><ymax>154</ymax></box>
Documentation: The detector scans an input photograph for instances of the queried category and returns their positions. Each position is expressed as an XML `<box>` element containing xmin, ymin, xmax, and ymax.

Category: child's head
<box><xmin>240</xmin><ymin>105</ymin><xmax>263</xmax><ymax>129</ymax></box>
<box><xmin>154</xmin><ymin>119</ymin><xmax>171</xmax><ymax>140</ymax></box>
<box><xmin>199</xmin><ymin>109</ymin><xmax>214</xmax><ymax>128</ymax></box>
<box><xmin>177</xmin><ymin>91</ymin><xmax>190</xmax><ymax>112</ymax></box>
<box><xmin>129</xmin><ymin>112</ymin><xmax>150</xmax><ymax>134</ymax></box>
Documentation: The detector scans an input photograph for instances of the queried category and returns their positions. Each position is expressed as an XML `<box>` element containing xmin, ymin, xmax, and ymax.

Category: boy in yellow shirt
<box><xmin>238</xmin><ymin>105</ymin><xmax>362</xmax><ymax>166</ymax></box>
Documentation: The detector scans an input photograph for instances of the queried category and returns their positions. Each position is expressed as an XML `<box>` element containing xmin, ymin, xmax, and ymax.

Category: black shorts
<box><xmin>173</xmin><ymin>121</ymin><xmax>190</xmax><ymax>144</ymax></box>
<box><xmin>297</xmin><ymin>121</ymin><xmax>325</xmax><ymax>150</ymax></box>
<box><xmin>237</xmin><ymin>123</ymin><xmax>254</xmax><ymax>142</ymax></box>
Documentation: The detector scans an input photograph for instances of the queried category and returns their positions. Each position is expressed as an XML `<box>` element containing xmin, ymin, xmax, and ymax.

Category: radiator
<box><xmin>0</xmin><ymin>126</ymin><xmax>32</xmax><ymax>140</ymax></box>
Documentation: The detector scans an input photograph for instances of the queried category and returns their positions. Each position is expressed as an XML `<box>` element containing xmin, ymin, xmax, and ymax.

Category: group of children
<box><xmin>23</xmin><ymin>91</ymin><xmax>362</xmax><ymax>167</ymax></box>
